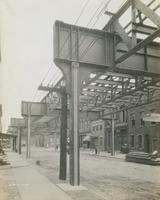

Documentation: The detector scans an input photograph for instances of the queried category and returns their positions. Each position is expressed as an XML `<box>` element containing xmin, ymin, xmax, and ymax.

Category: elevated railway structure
<box><xmin>38</xmin><ymin>0</ymin><xmax>160</xmax><ymax>186</ymax></box>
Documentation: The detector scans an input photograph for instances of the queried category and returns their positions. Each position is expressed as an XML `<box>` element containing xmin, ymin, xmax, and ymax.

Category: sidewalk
<box><xmin>6</xmin><ymin>151</ymin><xmax>72</xmax><ymax>200</ymax></box>
<box><xmin>0</xmin><ymin>164</ymin><xmax>21</xmax><ymax>200</ymax></box>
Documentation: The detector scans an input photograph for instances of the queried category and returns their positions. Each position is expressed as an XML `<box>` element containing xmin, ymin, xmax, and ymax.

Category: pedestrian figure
<box><xmin>95</xmin><ymin>146</ymin><xmax>97</xmax><ymax>154</ymax></box>
<box><xmin>36</xmin><ymin>160</ymin><xmax>41</xmax><ymax>165</ymax></box>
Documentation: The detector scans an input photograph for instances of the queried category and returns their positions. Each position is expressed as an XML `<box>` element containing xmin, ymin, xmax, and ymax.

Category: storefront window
<box><xmin>138</xmin><ymin>135</ymin><xmax>142</xmax><ymax>148</ymax></box>
<box><xmin>131</xmin><ymin>135</ymin><xmax>134</xmax><ymax>147</ymax></box>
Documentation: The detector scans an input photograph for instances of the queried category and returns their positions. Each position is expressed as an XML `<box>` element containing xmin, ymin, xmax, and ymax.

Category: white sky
<box><xmin>0</xmin><ymin>0</ymin><xmax>159</xmax><ymax>131</ymax></box>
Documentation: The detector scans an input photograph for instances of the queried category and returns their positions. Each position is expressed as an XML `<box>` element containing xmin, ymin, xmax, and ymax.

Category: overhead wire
<box><xmin>40</xmin><ymin>64</ymin><xmax>54</xmax><ymax>85</ymax></box>
<box><xmin>31</xmin><ymin>64</ymin><xmax>54</xmax><ymax>101</ymax></box>
<box><xmin>48</xmin><ymin>69</ymin><xmax>59</xmax><ymax>86</ymax></box>
<box><xmin>38</xmin><ymin>0</ymin><xmax>113</xmax><ymax>101</ymax></box>
<box><xmin>67</xmin><ymin>0</ymin><xmax>112</xmax><ymax>59</ymax></box>
<box><xmin>34</xmin><ymin>0</ymin><xmax>113</xmax><ymax>102</ymax></box>
<box><xmin>74</xmin><ymin>0</ymin><xmax>91</xmax><ymax>25</ymax></box>
<box><xmin>76</xmin><ymin>0</ymin><xmax>113</xmax><ymax>59</ymax></box>
<box><xmin>58</xmin><ymin>0</ymin><xmax>91</xmax><ymax>57</ymax></box>
<box><xmin>48</xmin><ymin>0</ymin><xmax>91</xmax><ymax>87</ymax></box>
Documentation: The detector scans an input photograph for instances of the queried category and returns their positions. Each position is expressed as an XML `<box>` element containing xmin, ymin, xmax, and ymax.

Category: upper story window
<box><xmin>131</xmin><ymin>113</ymin><xmax>135</xmax><ymax>127</ymax></box>
<box><xmin>140</xmin><ymin>111</ymin><xmax>145</xmax><ymax>126</ymax></box>
<box><xmin>99</xmin><ymin>124</ymin><xmax>103</xmax><ymax>130</ymax></box>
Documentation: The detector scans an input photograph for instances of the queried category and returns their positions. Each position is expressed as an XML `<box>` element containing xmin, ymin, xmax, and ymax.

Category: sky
<box><xmin>0</xmin><ymin>0</ymin><xmax>159</xmax><ymax>132</ymax></box>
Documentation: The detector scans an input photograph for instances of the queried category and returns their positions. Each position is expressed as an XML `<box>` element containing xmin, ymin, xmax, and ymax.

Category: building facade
<box><xmin>79</xmin><ymin>111</ymin><xmax>100</xmax><ymax>148</ymax></box>
<box><xmin>128</xmin><ymin>101</ymin><xmax>160</xmax><ymax>153</ymax></box>
<box><xmin>91</xmin><ymin>110</ymin><xmax>128</xmax><ymax>152</ymax></box>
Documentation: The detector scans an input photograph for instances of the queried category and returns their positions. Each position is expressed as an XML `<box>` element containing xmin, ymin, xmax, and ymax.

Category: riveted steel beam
<box><xmin>116</xmin><ymin>28</ymin><xmax>160</xmax><ymax>64</ymax></box>
<box><xmin>103</xmin><ymin>0</ymin><xmax>131</xmax><ymax>31</ymax></box>
<box><xmin>134</xmin><ymin>0</ymin><xmax>160</xmax><ymax>27</ymax></box>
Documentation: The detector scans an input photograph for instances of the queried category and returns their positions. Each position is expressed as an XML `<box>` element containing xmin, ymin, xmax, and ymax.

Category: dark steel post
<box><xmin>59</xmin><ymin>88</ymin><xmax>68</xmax><ymax>180</ymax></box>
<box><xmin>111</xmin><ymin>114</ymin><xmax>115</xmax><ymax>156</ymax></box>
<box><xmin>27</xmin><ymin>103</ymin><xmax>31</xmax><ymax>158</ymax></box>
<box><xmin>18</xmin><ymin>128</ymin><xmax>21</xmax><ymax>154</ymax></box>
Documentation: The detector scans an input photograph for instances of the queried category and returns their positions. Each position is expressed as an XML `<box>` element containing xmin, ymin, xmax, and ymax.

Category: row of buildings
<box><xmin>30</xmin><ymin>100</ymin><xmax>160</xmax><ymax>154</ymax></box>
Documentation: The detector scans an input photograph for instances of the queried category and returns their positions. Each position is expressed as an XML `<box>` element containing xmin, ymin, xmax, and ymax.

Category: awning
<box><xmin>36</xmin><ymin>115</ymin><xmax>55</xmax><ymax>123</ymax></box>
<box><xmin>143</xmin><ymin>113</ymin><xmax>160</xmax><ymax>122</ymax></box>
<box><xmin>83</xmin><ymin>135</ymin><xmax>91</xmax><ymax>142</ymax></box>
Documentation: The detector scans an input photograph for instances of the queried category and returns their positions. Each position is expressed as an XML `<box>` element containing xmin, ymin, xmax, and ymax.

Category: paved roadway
<box><xmin>23</xmin><ymin>148</ymin><xmax>160</xmax><ymax>200</ymax></box>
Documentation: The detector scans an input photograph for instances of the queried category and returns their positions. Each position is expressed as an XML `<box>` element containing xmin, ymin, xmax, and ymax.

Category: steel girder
<box><xmin>40</xmin><ymin>0</ymin><xmax>160</xmax><ymax>115</ymax></box>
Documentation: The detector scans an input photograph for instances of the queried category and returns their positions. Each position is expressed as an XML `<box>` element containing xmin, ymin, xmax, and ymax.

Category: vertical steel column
<box><xmin>54</xmin><ymin>133</ymin><xmax>57</xmax><ymax>150</ymax></box>
<box><xmin>14</xmin><ymin>137</ymin><xmax>17</xmax><ymax>152</ymax></box>
<box><xmin>70</xmin><ymin>62</ymin><xmax>80</xmax><ymax>186</ymax></box>
<box><xmin>27</xmin><ymin>103</ymin><xmax>31</xmax><ymax>158</ymax></box>
<box><xmin>11</xmin><ymin>137</ymin><xmax>14</xmax><ymax>151</ymax></box>
<box><xmin>131</xmin><ymin>0</ymin><xmax>137</xmax><ymax>47</ymax></box>
<box><xmin>111</xmin><ymin>114</ymin><xmax>115</xmax><ymax>156</ymax></box>
<box><xmin>59</xmin><ymin>88</ymin><xmax>67</xmax><ymax>180</ymax></box>
<box><xmin>17</xmin><ymin>128</ymin><xmax>21</xmax><ymax>154</ymax></box>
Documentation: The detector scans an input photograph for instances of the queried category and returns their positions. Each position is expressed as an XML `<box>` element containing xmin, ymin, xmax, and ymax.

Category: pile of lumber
<box><xmin>0</xmin><ymin>148</ymin><xmax>10</xmax><ymax>165</ymax></box>
<box><xmin>0</xmin><ymin>155</ymin><xmax>9</xmax><ymax>165</ymax></box>
<box><xmin>125</xmin><ymin>151</ymin><xmax>160</xmax><ymax>165</ymax></box>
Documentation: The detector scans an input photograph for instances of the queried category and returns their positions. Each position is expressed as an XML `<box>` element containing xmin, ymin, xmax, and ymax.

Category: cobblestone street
<box><xmin>24</xmin><ymin>148</ymin><xmax>160</xmax><ymax>200</ymax></box>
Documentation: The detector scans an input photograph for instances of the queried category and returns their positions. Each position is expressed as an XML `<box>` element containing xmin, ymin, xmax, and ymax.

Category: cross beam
<box><xmin>116</xmin><ymin>28</ymin><xmax>160</xmax><ymax>63</ymax></box>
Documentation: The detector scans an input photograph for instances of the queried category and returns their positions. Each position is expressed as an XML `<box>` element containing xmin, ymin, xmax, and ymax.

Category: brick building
<box><xmin>91</xmin><ymin>110</ymin><xmax>128</xmax><ymax>152</ymax></box>
<box><xmin>79</xmin><ymin>111</ymin><xmax>100</xmax><ymax>148</ymax></box>
<box><xmin>128</xmin><ymin>101</ymin><xmax>160</xmax><ymax>153</ymax></box>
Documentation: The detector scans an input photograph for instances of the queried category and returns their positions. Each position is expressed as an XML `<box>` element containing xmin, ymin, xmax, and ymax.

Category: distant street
<box><xmin>22</xmin><ymin>148</ymin><xmax>160</xmax><ymax>200</ymax></box>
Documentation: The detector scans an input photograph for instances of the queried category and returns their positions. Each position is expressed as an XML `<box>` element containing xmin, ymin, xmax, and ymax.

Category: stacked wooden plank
<box><xmin>0</xmin><ymin>155</ymin><xmax>10</xmax><ymax>165</ymax></box>
<box><xmin>0</xmin><ymin>148</ymin><xmax>10</xmax><ymax>165</ymax></box>
<box><xmin>125</xmin><ymin>151</ymin><xmax>160</xmax><ymax>165</ymax></box>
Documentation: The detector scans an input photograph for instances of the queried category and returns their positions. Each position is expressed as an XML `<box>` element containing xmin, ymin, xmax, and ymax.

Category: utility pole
<box><xmin>27</xmin><ymin>103</ymin><xmax>31</xmax><ymax>158</ymax></box>
<box><xmin>17</xmin><ymin>128</ymin><xmax>21</xmax><ymax>154</ymax></box>
<box><xmin>111</xmin><ymin>114</ymin><xmax>115</xmax><ymax>156</ymax></box>
<box><xmin>59</xmin><ymin>88</ymin><xmax>67</xmax><ymax>180</ymax></box>
<box><xmin>38</xmin><ymin>85</ymin><xmax>68</xmax><ymax>181</ymax></box>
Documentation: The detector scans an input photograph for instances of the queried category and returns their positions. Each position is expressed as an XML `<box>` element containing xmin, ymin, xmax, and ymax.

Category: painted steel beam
<box><xmin>95</xmin><ymin>79</ymin><xmax>121</xmax><ymax>85</ymax></box>
<box><xmin>116</xmin><ymin>28</ymin><xmax>160</xmax><ymax>64</ymax></box>
<box><xmin>54</xmin><ymin>21</ymin><xmax>160</xmax><ymax>76</ymax></box>
<box><xmin>86</xmin><ymin>85</ymin><xmax>109</xmax><ymax>91</ymax></box>
<box><xmin>115</xmin><ymin>21</ymin><xmax>132</xmax><ymax>49</ymax></box>
<box><xmin>139</xmin><ymin>4</ymin><xmax>160</xmax><ymax>25</ymax></box>
<box><xmin>103</xmin><ymin>98</ymin><xmax>160</xmax><ymax>118</ymax></box>
<box><xmin>147</xmin><ymin>85</ymin><xmax>160</xmax><ymax>90</ymax></box>
<box><xmin>132</xmin><ymin>23</ymin><xmax>157</xmax><ymax>35</ymax></box>
<box><xmin>123</xmin><ymin>0</ymin><xmax>156</xmax><ymax>30</ymax></box>
<box><xmin>104</xmin><ymin>71</ymin><xmax>134</xmax><ymax>78</ymax></box>
<box><xmin>55</xmin><ymin>57</ymin><xmax>160</xmax><ymax>78</ymax></box>
<box><xmin>134</xmin><ymin>0</ymin><xmax>160</xmax><ymax>27</ymax></box>
<box><xmin>59</xmin><ymin>89</ymin><xmax>67</xmax><ymax>180</ymax></box>
<box><xmin>86</xmin><ymin>78</ymin><xmax>160</xmax><ymax>111</ymax></box>
<box><xmin>103</xmin><ymin>0</ymin><xmax>131</xmax><ymax>31</ymax></box>
<box><xmin>40</xmin><ymin>77</ymin><xmax>64</xmax><ymax>102</ymax></box>
<box><xmin>38</xmin><ymin>85</ymin><xmax>63</xmax><ymax>94</ymax></box>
